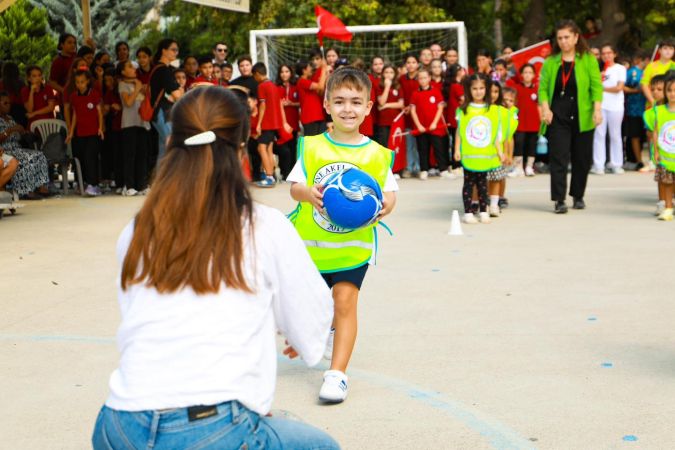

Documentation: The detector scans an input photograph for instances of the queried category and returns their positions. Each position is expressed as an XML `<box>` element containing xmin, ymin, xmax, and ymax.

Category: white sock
<box><xmin>526</xmin><ymin>157</ymin><xmax>535</xmax><ymax>168</ymax></box>
<box><xmin>490</xmin><ymin>195</ymin><xmax>499</xmax><ymax>208</ymax></box>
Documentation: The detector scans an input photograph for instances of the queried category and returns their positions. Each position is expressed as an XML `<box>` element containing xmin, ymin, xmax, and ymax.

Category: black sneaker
<box><xmin>573</xmin><ymin>197</ymin><xmax>585</xmax><ymax>209</ymax></box>
<box><xmin>498</xmin><ymin>197</ymin><xmax>509</xmax><ymax>209</ymax></box>
<box><xmin>554</xmin><ymin>201</ymin><xmax>568</xmax><ymax>214</ymax></box>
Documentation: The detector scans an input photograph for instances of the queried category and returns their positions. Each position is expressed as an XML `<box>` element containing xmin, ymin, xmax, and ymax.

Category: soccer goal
<box><xmin>250</xmin><ymin>22</ymin><xmax>468</xmax><ymax>79</ymax></box>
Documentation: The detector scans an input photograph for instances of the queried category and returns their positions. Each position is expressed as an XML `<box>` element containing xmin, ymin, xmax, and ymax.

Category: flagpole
<box><xmin>651</xmin><ymin>44</ymin><xmax>660</xmax><ymax>62</ymax></box>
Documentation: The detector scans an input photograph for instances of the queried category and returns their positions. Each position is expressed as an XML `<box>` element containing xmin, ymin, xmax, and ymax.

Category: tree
<box><xmin>30</xmin><ymin>0</ymin><xmax>155</xmax><ymax>52</ymax></box>
<box><xmin>0</xmin><ymin>0</ymin><xmax>56</xmax><ymax>73</ymax></box>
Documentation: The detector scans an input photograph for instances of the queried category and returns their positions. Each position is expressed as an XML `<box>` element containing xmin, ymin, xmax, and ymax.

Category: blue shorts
<box><xmin>321</xmin><ymin>264</ymin><xmax>369</xmax><ymax>290</ymax></box>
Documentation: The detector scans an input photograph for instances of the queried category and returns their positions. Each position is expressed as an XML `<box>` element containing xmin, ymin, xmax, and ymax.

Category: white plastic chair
<box><xmin>30</xmin><ymin>119</ymin><xmax>83</xmax><ymax>195</ymax></box>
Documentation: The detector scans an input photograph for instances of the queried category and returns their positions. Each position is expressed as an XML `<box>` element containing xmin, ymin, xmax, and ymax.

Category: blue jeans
<box><xmin>92</xmin><ymin>401</ymin><xmax>340</xmax><ymax>450</ymax></box>
<box><xmin>405</xmin><ymin>128</ymin><xmax>420</xmax><ymax>173</ymax></box>
<box><xmin>152</xmin><ymin>108</ymin><xmax>172</xmax><ymax>165</ymax></box>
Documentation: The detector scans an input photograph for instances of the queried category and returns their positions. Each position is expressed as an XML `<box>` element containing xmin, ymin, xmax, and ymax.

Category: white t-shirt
<box><xmin>286</xmin><ymin>136</ymin><xmax>399</xmax><ymax>192</ymax></box>
<box><xmin>105</xmin><ymin>204</ymin><xmax>333</xmax><ymax>414</ymax></box>
<box><xmin>118</xmin><ymin>81</ymin><xmax>150</xmax><ymax>130</ymax></box>
<box><xmin>601</xmin><ymin>64</ymin><xmax>626</xmax><ymax>111</ymax></box>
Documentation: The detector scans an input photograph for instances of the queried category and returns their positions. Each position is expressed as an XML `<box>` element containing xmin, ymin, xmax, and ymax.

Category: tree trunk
<box><xmin>518</xmin><ymin>0</ymin><xmax>546</xmax><ymax>48</ymax></box>
<box><xmin>593</xmin><ymin>0</ymin><xmax>629</xmax><ymax>48</ymax></box>
<box><xmin>494</xmin><ymin>0</ymin><xmax>503</xmax><ymax>51</ymax></box>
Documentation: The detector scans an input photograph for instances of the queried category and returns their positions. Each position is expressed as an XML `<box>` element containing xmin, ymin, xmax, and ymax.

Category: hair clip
<box><xmin>184</xmin><ymin>131</ymin><xmax>216</xmax><ymax>146</ymax></box>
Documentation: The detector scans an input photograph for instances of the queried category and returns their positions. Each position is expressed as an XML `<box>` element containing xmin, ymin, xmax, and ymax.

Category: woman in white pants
<box><xmin>592</xmin><ymin>44</ymin><xmax>626</xmax><ymax>174</ymax></box>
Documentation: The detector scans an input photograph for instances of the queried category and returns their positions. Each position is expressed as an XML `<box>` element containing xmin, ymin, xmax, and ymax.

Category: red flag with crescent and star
<box><xmin>509</xmin><ymin>40</ymin><xmax>552</xmax><ymax>81</ymax></box>
<box><xmin>315</xmin><ymin>5</ymin><xmax>352</xmax><ymax>47</ymax></box>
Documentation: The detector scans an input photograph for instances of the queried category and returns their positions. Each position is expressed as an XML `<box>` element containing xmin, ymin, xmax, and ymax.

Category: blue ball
<box><xmin>322</xmin><ymin>167</ymin><xmax>383</xmax><ymax>230</ymax></box>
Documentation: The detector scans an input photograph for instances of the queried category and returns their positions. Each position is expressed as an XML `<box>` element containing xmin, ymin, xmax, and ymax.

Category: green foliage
<box><xmin>0</xmin><ymin>0</ymin><xmax>55</xmax><ymax>73</ymax></box>
<box><xmin>30</xmin><ymin>0</ymin><xmax>155</xmax><ymax>52</ymax></box>
<box><xmin>132</xmin><ymin>0</ymin><xmax>449</xmax><ymax>59</ymax></box>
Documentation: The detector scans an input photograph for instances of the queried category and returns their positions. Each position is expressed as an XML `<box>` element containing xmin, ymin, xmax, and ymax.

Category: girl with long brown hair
<box><xmin>92</xmin><ymin>86</ymin><xmax>338</xmax><ymax>449</ymax></box>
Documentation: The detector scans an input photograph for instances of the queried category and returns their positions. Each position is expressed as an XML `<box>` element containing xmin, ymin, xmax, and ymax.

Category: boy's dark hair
<box><xmin>174</xmin><ymin>68</ymin><xmax>186</xmax><ymax>75</ymax></box>
<box><xmin>460</xmin><ymin>73</ymin><xmax>492</xmax><ymax>113</ymax></box>
<box><xmin>136</xmin><ymin>46</ymin><xmax>152</xmax><ymax>58</ymax></box>
<box><xmin>252</xmin><ymin>62</ymin><xmax>267</xmax><ymax>76</ymax></box>
<box><xmin>519</xmin><ymin>63</ymin><xmax>536</xmax><ymax>74</ymax></box>
<box><xmin>651</xmin><ymin>74</ymin><xmax>666</xmax><ymax>87</ymax></box>
<box><xmin>659</xmin><ymin>38</ymin><xmax>675</xmax><ymax>49</ymax></box>
<box><xmin>417</xmin><ymin>67</ymin><xmax>431</xmax><ymax>77</ymax></box>
<box><xmin>115</xmin><ymin>41</ymin><xmax>129</xmax><ymax>56</ymax></box>
<box><xmin>502</xmin><ymin>86</ymin><xmax>517</xmax><ymax>98</ymax></box>
<box><xmin>25</xmin><ymin>65</ymin><xmax>42</xmax><ymax>77</ymax></box>
<box><xmin>494</xmin><ymin>59</ymin><xmax>507</xmax><ymax>68</ymax></box>
<box><xmin>295</xmin><ymin>59</ymin><xmax>310</xmax><ymax>77</ymax></box>
<box><xmin>212</xmin><ymin>41</ymin><xmax>227</xmax><ymax>49</ymax></box>
<box><xmin>94</xmin><ymin>51</ymin><xmax>108</xmax><ymax>63</ymax></box>
<box><xmin>325</xmin><ymin>66</ymin><xmax>371</xmax><ymax>100</ymax></box>
<box><xmin>633</xmin><ymin>49</ymin><xmax>650</xmax><ymax>61</ymax></box>
<box><xmin>57</xmin><ymin>33</ymin><xmax>75</xmax><ymax>51</ymax></box>
<box><xmin>476</xmin><ymin>48</ymin><xmax>492</xmax><ymax>58</ymax></box>
<box><xmin>403</xmin><ymin>52</ymin><xmax>418</xmax><ymax>64</ymax></box>
<box><xmin>222</xmin><ymin>62</ymin><xmax>233</xmax><ymax>70</ymax></box>
<box><xmin>237</xmin><ymin>55</ymin><xmax>252</xmax><ymax>65</ymax></box>
<box><xmin>74</xmin><ymin>69</ymin><xmax>93</xmax><ymax>82</ymax></box>
<box><xmin>309</xmin><ymin>48</ymin><xmax>322</xmax><ymax>60</ymax></box>
<box><xmin>197</xmin><ymin>56</ymin><xmax>213</xmax><ymax>67</ymax></box>
<box><xmin>77</xmin><ymin>46</ymin><xmax>94</xmax><ymax>58</ymax></box>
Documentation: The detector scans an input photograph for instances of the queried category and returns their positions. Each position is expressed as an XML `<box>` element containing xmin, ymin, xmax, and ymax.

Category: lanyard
<box><xmin>561</xmin><ymin>59</ymin><xmax>574</xmax><ymax>96</ymax></box>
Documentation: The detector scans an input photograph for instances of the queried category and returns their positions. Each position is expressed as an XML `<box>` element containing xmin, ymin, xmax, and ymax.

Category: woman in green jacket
<box><xmin>539</xmin><ymin>20</ymin><xmax>603</xmax><ymax>213</ymax></box>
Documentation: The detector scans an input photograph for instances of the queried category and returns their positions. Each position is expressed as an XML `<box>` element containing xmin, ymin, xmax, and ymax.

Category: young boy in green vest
<box><xmin>287</xmin><ymin>67</ymin><xmax>398</xmax><ymax>403</ymax></box>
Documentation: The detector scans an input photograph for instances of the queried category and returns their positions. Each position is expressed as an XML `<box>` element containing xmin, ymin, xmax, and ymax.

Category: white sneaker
<box><xmin>123</xmin><ymin>187</ymin><xmax>138</xmax><ymax>197</ymax></box>
<box><xmin>655</xmin><ymin>200</ymin><xmax>666</xmax><ymax>216</ymax></box>
<box><xmin>84</xmin><ymin>185</ymin><xmax>98</xmax><ymax>197</ymax></box>
<box><xmin>418</xmin><ymin>170</ymin><xmax>428</xmax><ymax>180</ymax></box>
<box><xmin>590</xmin><ymin>167</ymin><xmax>605</xmax><ymax>175</ymax></box>
<box><xmin>393</xmin><ymin>173</ymin><xmax>401</xmax><ymax>180</ymax></box>
<box><xmin>319</xmin><ymin>370</ymin><xmax>348</xmax><ymax>403</ymax></box>
<box><xmin>440</xmin><ymin>170</ymin><xmax>456</xmax><ymax>179</ymax></box>
<box><xmin>479</xmin><ymin>212</ymin><xmax>491</xmax><ymax>224</ymax></box>
<box><xmin>138</xmin><ymin>188</ymin><xmax>150</xmax><ymax>196</ymax></box>
<box><xmin>115</xmin><ymin>187</ymin><xmax>123</xmax><ymax>195</ymax></box>
<box><xmin>489</xmin><ymin>205</ymin><xmax>500</xmax><ymax>217</ymax></box>
<box><xmin>428</xmin><ymin>168</ymin><xmax>440</xmax><ymax>177</ymax></box>
<box><xmin>612</xmin><ymin>167</ymin><xmax>625</xmax><ymax>174</ymax></box>
<box><xmin>524</xmin><ymin>166</ymin><xmax>535</xmax><ymax>177</ymax></box>
<box><xmin>463</xmin><ymin>213</ymin><xmax>478</xmax><ymax>224</ymax></box>
<box><xmin>323</xmin><ymin>328</ymin><xmax>335</xmax><ymax>360</ymax></box>
<box><xmin>508</xmin><ymin>167</ymin><xmax>524</xmax><ymax>178</ymax></box>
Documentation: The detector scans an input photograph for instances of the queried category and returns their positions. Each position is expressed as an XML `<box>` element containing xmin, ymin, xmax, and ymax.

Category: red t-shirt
<box><xmin>430</xmin><ymin>79</ymin><xmax>443</xmax><ymax>92</ymax></box>
<box><xmin>444</xmin><ymin>83</ymin><xmax>464</xmax><ymax>128</ymax></box>
<box><xmin>185</xmin><ymin>75</ymin><xmax>197</xmax><ymax>90</ymax></box>
<box><xmin>250</xmin><ymin>111</ymin><xmax>259</xmax><ymax>139</ymax></box>
<box><xmin>514</xmin><ymin>82</ymin><xmax>541</xmax><ymax>133</ymax></box>
<box><xmin>103</xmin><ymin>89</ymin><xmax>122</xmax><ymax>131</ymax></box>
<box><xmin>21</xmin><ymin>85</ymin><xmax>56</xmax><ymax>126</ymax></box>
<box><xmin>257</xmin><ymin>79</ymin><xmax>283</xmax><ymax>131</ymax></box>
<box><xmin>399</xmin><ymin>74</ymin><xmax>420</xmax><ymax>128</ymax></box>
<box><xmin>136</xmin><ymin>68</ymin><xmax>151</xmax><ymax>85</ymax></box>
<box><xmin>191</xmin><ymin>76</ymin><xmax>218</xmax><ymax>86</ymax></box>
<box><xmin>69</xmin><ymin>88</ymin><xmax>102</xmax><ymax>137</ymax></box>
<box><xmin>296</xmin><ymin>77</ymin><xmax>325</xmax><ymax>125</ymax></box>
<box><xmin>375</xmin><ymin>85</ymin><xmax>402</xmax><ymax>126</ymax></box>
<box><xmin>410</xmin><ymin>87</ymin><xmax>445</xmax><ymax>136</ymax></box>
<box><xmin>49</xmin><ymin>54</ymin><xmax>75</xmax><ymax>88</ymax></box>
<box><xmin>278</xmin><ymin>84</ymin><xmax>300</xmax><ymax>131</ymax></box>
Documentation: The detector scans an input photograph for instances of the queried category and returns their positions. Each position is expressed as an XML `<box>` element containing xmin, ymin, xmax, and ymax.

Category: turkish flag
<box><xmin>387</xmin><ymin>112</ymin><xmax>407</xmax><ymax>173</ymax></box>
<box><xmin>651</xmin><ymin>44</ymin><xmax>661</xmax><ymax>62</ymax></box>
<box><xmin>315</xmin><ymin>6</ymin><xmax>352</xmax><ymax>47</ymax></box>
<box><xmin>510</xmin><ymin>40</ymin><xmax>552</xmax><ymax>81</ymax></box>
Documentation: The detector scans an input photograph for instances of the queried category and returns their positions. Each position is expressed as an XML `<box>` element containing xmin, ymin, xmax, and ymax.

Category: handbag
<box><xmin>139</xmin><ymin>64</ymin><xmax>166</xmax><ymax>122</ymax></box>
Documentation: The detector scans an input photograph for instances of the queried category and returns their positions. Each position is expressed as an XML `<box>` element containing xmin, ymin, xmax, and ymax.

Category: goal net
<box><xmin>250</xmin><ymin>22</ymin><xmax>468</xmax><ymax>79</ymax></box>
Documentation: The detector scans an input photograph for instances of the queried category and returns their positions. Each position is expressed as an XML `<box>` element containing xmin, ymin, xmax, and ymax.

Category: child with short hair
<box><xmin>65</xmin><ymin>69</ymin><xmax>104</xmax><ymax>197</ymax></box>
<box><xmin>499</xmin><ymin>86</ymin><xmax>518</xmax><ymax>207</ymax></box>
<box><xmin>645</xmin><ymin>77</ymin><xmax>675</xmax><ymax>220</ymax></box>
<box><xmin>191</xmin><ymin>57</ymin><xmax>218</xmax><ymax>88</ymax></box>
<box><xmin>454</xmin><ymin>74</ymin><xmax>504</xmax><ymax>224</ymax></box>
<box><xmin>252</xmin><ymin>62</ymin><xmax>292</xmax><ymax>187</ymax></box>
<box><xmin>623</xmin><ymin>50</ymin><xmax>650</xmax><ymax>170</ymax></box>
<box><xmin>640</xmin><ymin>38</ymin><xmax>675</xmax><ymax>106</ymax></box>
<box><xmin>222</xmin><ymin>62</ymin><xmax>233</xmax><ymax>85</ymax></box>
<box><xmin>295</xmin><ymin>59</ymin><xmax>328</xmax><ymax>136</ymax></box>
<box><xmin>22</xmin><ymin>66</ymin><xmax>56</xmax><ymax>127</ymax></box>
<box><xmin>644</xmin><ymin>75</ymin><xmax>668</xmax><ymax>216</ymax></box>
<box><xmin>410</xmin><ymin>67</ymin><xmax>450</xmax><ymax>179</ymax></box>
<box><xmin>288</xmin><ymin>67</ymin><xmax>398</xmax><ymax>403</ymax></box>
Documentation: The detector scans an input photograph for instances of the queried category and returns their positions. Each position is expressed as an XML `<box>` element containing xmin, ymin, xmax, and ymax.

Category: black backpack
<box><xmin>41</xmin><ymin>128</ymin><xmax>68</xmax><ymax>164</ymax></box>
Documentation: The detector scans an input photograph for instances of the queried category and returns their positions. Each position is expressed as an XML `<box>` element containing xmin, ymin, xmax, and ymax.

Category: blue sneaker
<box><xmin>256</xmin><ymin>176</ymin><xmax>276</xmax><ymax>188</ymax></box>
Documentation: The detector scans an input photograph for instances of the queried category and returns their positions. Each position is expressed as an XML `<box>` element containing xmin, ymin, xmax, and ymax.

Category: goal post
<box><xmin>250</xmin><ymin>22</ymin><xmax>468</xmax><ymax>78</ymax></box>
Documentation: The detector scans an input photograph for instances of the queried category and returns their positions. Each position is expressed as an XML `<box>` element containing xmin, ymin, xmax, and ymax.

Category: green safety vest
<box><xmin>289</xmin><ymin>133</ymin><xmax>393</xmax><ymax>273</ymax></box>
<box><xmin>505</xmin><ymin>106</ymin><xmax>519</xmax><ymax>141</ymax></box>
<box><xmin>457</xmin><ymin>104</ymin><xmax>501</xmax><ymax>172</ymax></box>
<box><xmin>644</xmin><ymin>107</ymin><xmax>657</xmax><ymax>162</ymax></box>
<box><xmin>653</xmin><ymin>105</ymin><xmax>675</xmax><ymax>172</ymax></box>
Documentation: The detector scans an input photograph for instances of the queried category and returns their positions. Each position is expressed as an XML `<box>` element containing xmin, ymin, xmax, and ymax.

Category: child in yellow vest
<box><xmin>645</xmin><ymin>77</ymin><xmax>675</xmax><ymax>221</ymax></box>
<box><xmin>454</xmin><ymin>74</ymin><xmax>504</xmax><ymax>224</ymax></box>
<box><xmin>498</xmin><ymin>86</ymin><xmax>519</xmax><ymax>210</ymax></box>
<box><xmin>287</xmin><ymin>67</ymin><xmax>398</xmax><ymax>403</ymax></box>
<box><xmin>644</xmin><ymin>75</ymin><xmax>667</xmax><ymax>215</ymax></box>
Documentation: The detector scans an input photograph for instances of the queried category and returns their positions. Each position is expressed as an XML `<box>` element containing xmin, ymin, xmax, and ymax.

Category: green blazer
<box><xmin>538</xmin><ymin>52</ymin><xmax>603</xmax><ymax>134</ymax></box>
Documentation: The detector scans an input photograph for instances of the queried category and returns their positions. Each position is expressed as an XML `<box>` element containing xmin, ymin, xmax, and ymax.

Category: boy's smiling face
<box><xmin>324</xmin><ymin>86</ymin><xmax>372</xmax><ymax>133</ymax></box>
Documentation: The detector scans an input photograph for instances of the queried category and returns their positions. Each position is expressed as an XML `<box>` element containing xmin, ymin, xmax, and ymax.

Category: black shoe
<box><xmin>572</xmin><ymin>198</ymin><xmax>585</xmax><ymax>210</ymax></box>
<box><xmin>498</xmin><ymin>197</ymin><xmax>509</xmax><ymax>209</ymax></box>
<box><xmin>554</xmin><ymin>201</ymin><xmax>568</xmax><ymax>214</ymax></box>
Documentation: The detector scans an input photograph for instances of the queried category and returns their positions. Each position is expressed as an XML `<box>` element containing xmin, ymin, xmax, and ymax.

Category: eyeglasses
<box><xmin>169</xmin><ymin>47</ymin><xmax>179</xmax><ymax>52</ymax></box>
<box><xmin>216</xmin><ymin>48</ymin><xmax>228</xmax><ymax>53</ymax></box>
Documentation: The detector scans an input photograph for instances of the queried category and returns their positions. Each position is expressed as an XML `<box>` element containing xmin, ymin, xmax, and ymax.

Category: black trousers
<box><xmin>121</xmin><ymin>127</ymin><xmax>149</xmax><ymax>191</ymax></box>
<box><xmin>462</xmin><ymin>169</ymin><xmax>488</xmax><ymax>213</ymax></box>
<box><xmin>514</xmin><ymin>131</ymin><xmax>538</xmax><ymax>158</ymax></box>
<box><xmin>102</xmin><ymin>129</ymin><xmax>120</xmax><ymax>183</ymax></box>
<box><xmin>72</xmin><ymin>135</ymin><xmax>101</xmax><ymax>186</ymax></box>
<box><xmin>374</xmin><ymin>125</ymin><xmax>390</xmax><ymax>147</ymax></box>
<box><xmin>273</xmin><ymin>132</ymin><xmax>297</xmax><ymax>179</ymax></box>
<box><xmin>302</xmin><ymin>120</ymin><xmax>327</xmax><ymax>137</ymax></box>
<box><xmin>416</xmin><ymin>133</ymin><xmax>447</xmax><ymax>172</ymax></box>
<box><xmin>547</xmin><ymin>119</ymin><xmax>594</xmax><ymax>201</ymax></box>
<box><xmin>247</xmin><ymin>137</ymin><xmax>262</xmax><ymax>180</ymax></box>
